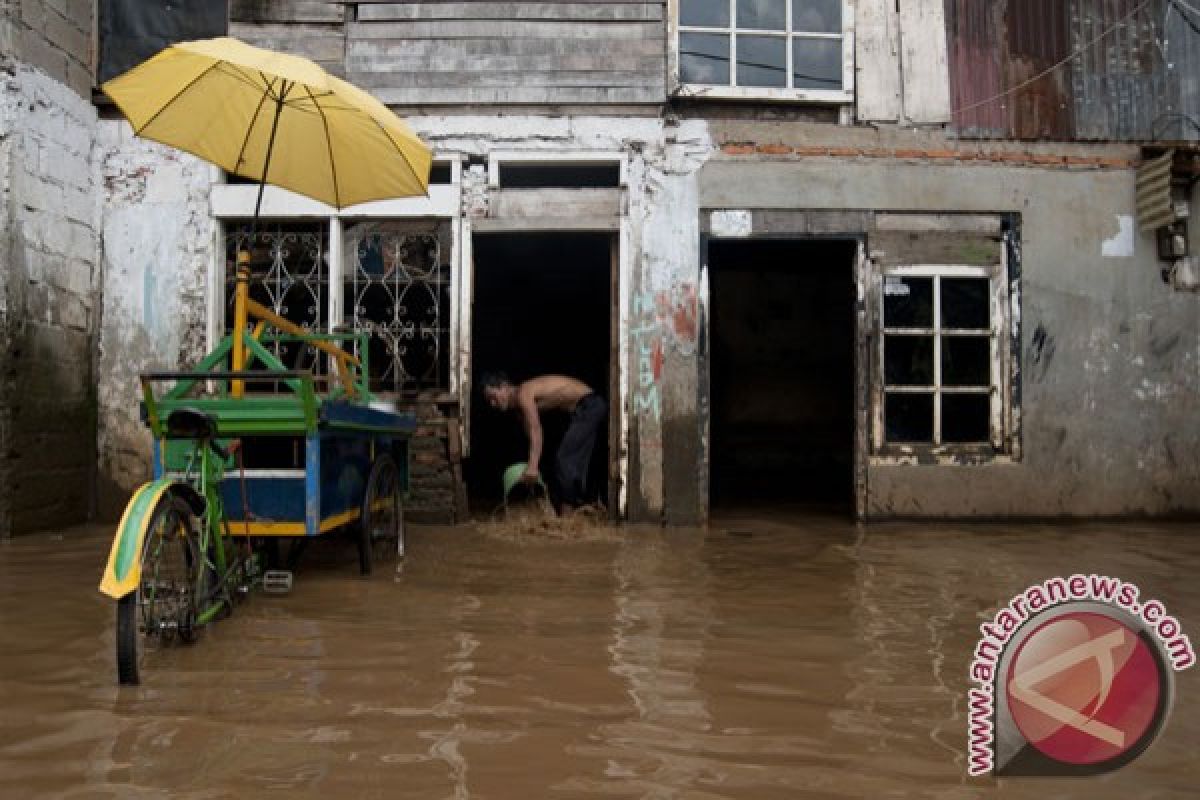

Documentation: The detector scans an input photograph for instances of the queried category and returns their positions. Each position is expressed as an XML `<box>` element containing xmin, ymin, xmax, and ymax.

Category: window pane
<box><xmin>792</xmin><ymin>36</ymin><xmax>843</xmax><ymax>89</ymax></box>
<box><xmin>793</xmin><ymin>0</ymin><xmax>841</xmax><ymax>32</ymax></box>
<box><xmin>941</xmin><ymin>278</ymin><xmax>990</xmax><ymax>329</ymax></box>
<box><xmin>942</xmin><ymin>336</ymin><xmax>991</xmax><ymax>386</ymax></box>
<box><xmin>884</xmin><ymin>335</ymin><xmax>934</xmax><ymax>386</ymax></box>
<box><xmin>681</xmin><ymin>0</ymin><xmax>729</xmax><ymax>27</ymax></box>
<box><xmin>883</xmin><ymin>276</ymin><xmax>933</xmax><ymax>328</ymax></box>
<box><xmin>680</xmin><ymin>32</ymin><xmax>731</xmax><ymax>85</ymax></box>
<box><xmin>738</xmin><ymin>0</ymin><xmax>786</xmax><ymax>31</ymax></box>
<box><xmin>737</xmin><ymin>35</ymin><xmax>787</xmax><ymax>88</ymax></box>
<box><xmin>886</xmin><ymin>393</ymin><xmax>934</xmax><ymax>443</ymax></box>
<box><xmin>943</xmin><ymin>394</ymin><xmax>991</xmax><ymax>443</ymax></box>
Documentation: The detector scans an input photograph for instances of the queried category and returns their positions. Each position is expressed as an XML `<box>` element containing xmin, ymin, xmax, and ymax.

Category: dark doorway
<box><xmin>468</xmin><ymin>232</ymin><xmax>612</xmax><ymax>512</ymax></box>
<box><xmin>708</xmin><ymin>239</ymin><xmax>857</xmax><ymax>511</ymax></box>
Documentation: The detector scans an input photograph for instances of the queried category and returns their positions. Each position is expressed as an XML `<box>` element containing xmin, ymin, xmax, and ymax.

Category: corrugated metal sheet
<box><xmin>947</xmin><ymin>0</ymin><xmax>1200</xmax><ymax>141</ymax></box>
<box><xmin>1161</xmin><ymin>1</ymin><xmax>1200</xmax><ymax>139</ymax></box>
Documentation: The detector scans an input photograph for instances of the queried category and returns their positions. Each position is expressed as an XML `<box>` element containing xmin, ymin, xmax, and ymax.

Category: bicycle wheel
<box><xmin>116</xmin><ymin>495</ymin><xmax>205</xmax><ymax>685</ymax></box>
<box><xmin>358</xmin><ymin>455</ymin><xmax>404</xmax><ymax>576</ymax></box>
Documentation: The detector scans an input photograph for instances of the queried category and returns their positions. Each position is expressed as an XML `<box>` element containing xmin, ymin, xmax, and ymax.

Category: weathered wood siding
<box><xmin>856</xmin><ymin>0</ymin><xmax>951</xmax><ymax>124</ymax></box>
<box><xmin>346</xmin><ymin>2</ymin><xmax>666</xmax><ymax>105</ymax></box>
<box><xmin>230</xmin><ymin>1</ymin><xmax>347</xmax><ymax>74</ymax></box>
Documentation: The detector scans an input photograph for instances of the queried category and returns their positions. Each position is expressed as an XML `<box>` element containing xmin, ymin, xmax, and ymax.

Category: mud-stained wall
<box><xmin>0</xmin><ymin>61</ymin><xmax>101</xmax><ymax>535</ymax></box>
<box><xmin>700</xmin><ymin>121</ymin><xmax>1200</xmax><ymax>517</ymax></box>
<box><xmin>90</xmin><ymin>114</ymin><xmax>715</xmax><ymax>524</ymax></box>
<box><xmin>94</xmin><ymin>122</ymin><xmax>215</xmax><ymax>519</ymax></box>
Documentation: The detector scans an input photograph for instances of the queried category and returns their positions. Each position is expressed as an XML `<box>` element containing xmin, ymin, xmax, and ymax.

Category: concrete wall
<box><xmin>698</xmin><ymin>121</ymin><xmax>1200</xmax><ymax>517</ymax></box>
<box><xmin>0</xmin><ymin>59</ymin><xmax>101</xmax><ymax>535</ymax></box>
<box><xmin>89</xmin><ymin>113</ymin><xmax>1200</xmax><ymax>522</ymax></box>
<box><xmin>93</xmin><ymin>122</ymin><xmax>214</xmax><ymax>519</ymax></box>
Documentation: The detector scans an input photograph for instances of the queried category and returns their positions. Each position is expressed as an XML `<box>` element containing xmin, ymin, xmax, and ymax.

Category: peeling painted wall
<box><xmin>94</xmin><ymin>122</ymin><xmax>215</xmax><ymax>519</ymax></box>
<box><xmin>88</xmin><ymin>104</ymin><xmax>1198</xmax><ymax>522</ymax></box>
<box><xmin>90</xmin><ymin>112</ymin><xmax>717</xmax><ymax>523</ymax></box>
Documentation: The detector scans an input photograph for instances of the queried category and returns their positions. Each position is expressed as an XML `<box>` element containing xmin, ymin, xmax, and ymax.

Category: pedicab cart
<box><xmin>93</xmin><ymin>36</ymin><xmax>432</xmax><ymax>684</ymax></box>
<box><xmin>100</xmin><ymin>255</ymin><xmax>415</xmax><ymax>684</ymax></box>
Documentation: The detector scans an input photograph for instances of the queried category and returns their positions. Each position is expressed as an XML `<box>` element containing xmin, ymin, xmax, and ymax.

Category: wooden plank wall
<box><xmin>231</xmin><ymin>1</ymin><xmax>347</xmax><ymax>74</ymax></box>
<box><xmin>346</xmin><ymin>1</ymin><xmax>666</xmax><ymax>105</ymax></box>
<box><xmin>857</xmin><ymin>0</ymin><xmax>951</xmax><ymax>125</ymax></box>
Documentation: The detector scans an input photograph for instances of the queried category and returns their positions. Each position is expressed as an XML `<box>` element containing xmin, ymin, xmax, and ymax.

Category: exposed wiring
<box><xmin>1169</xmin><ymin>0</ymin><xmax>1200</xmax><ymax>36</ymax></box>
<box><xmin>951</xmin><ymin>0</ymin><xmax>1154</xmax><ymax>117</ymax></box>
<box><xmin>1152</xmin><ymin>111</ymin><xmax>1200</xmax><ymax>138</ymax></box>
<box><xmin>1170</xmin><ymin>0</ymin><xmax>1200</xmax><ymax>20</ymax></box>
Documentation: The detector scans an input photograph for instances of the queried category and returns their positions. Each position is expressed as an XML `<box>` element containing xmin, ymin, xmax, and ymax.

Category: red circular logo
<box><xmin>1006</xmin><ymin>611</ymin><xmax>1164</xmax><ymax>766</ymax></box>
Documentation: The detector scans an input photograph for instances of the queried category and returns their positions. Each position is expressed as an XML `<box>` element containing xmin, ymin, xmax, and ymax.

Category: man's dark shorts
<box><xmin>555</xmin><ymin>393</ymin><xmax>606</xmax><ymax>507</ymax></box>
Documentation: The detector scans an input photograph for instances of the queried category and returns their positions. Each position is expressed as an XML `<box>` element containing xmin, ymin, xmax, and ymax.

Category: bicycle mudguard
<box><xmin>98</xmin><ymin>479</ymin><xmax>205</xmax><ymax>599</ymax></box>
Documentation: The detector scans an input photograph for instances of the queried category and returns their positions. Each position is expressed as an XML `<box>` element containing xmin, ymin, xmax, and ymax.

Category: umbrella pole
<box><xmin>251</xmin><ymin>82</ymin><xmax>289</xmax><ymax>234</ymax></box>
<box><xmin>235</xmin><ymin>83</ymin><xmax>289</xmax><ymax>398</ymax></box>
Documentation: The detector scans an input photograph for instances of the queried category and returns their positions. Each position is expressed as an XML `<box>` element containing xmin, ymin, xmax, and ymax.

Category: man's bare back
<box><xmin>516</xmin><ymin>375</ymin><xmax>593</xmax><ymax>414</ymax></box>
<box><xmin>482</xmin><ymin>372</ymin><xmax>602</xmax><ymax>497</ymax></box>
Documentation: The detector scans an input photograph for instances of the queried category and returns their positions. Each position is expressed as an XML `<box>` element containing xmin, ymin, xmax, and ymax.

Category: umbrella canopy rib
<box><xmin>303</xmin><ymin>84</ymin><xmax>341</xmax><ymax>210</ymax></box>
<box><xmin>368</xmin><ymin>115</ymin><xmax>428</xmax><ymax>200</ymax></box>
<box><xmin>233</xmin><ymin>77</ymin><xmax>275</xmax><ymax>181</ymax></box>
<box><xmin>133</xmin><ymin>60</ymin><xmax>221</xmax><ymax>137</ymax></box>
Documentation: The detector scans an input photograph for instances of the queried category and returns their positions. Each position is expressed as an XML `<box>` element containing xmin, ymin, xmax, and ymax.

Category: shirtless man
<box><xmin>481</xmin><ymin>372</ymin><xmax>607</xmax><ymax>511</ymax></box>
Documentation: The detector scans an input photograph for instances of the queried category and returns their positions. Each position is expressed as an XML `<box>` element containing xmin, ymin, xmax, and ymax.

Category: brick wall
<box><xmin>405</xmin><ymin>392</ymin><xmax>467</xmax><ymax>524</ymax></box>
<box><xmin>0</xmin><ymin>59</ymin><xmax>101</xmax><ymax>535</ymax></box>
<box><xmin>1</xmin><ymin>0</ymin><xmax>96</xmax><ymax>100</ymax></box>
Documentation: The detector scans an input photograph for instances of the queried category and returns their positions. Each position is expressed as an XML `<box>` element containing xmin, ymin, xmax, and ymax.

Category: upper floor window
<box><xmin>675</xmin><ymin>0</ymin><xmax>853</xmax><ymax>102</ymax></box>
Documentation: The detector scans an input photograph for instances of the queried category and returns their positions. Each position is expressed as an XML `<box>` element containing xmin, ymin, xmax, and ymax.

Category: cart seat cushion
<box><xmin>165</xmin><ymin>407</ymin><xmax>219</xmax><ymax>440</ymax></box>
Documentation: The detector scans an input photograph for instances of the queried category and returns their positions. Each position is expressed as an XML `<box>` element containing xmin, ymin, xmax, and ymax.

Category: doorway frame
<box><xmin>698</xmin><ymin>232</ymin><xmax>869</xmax><ymax>521</ymax></box>
<box><xmin>464</xmin><ymin>223</ymin><xmax>628</xmax><ymax>519</ymax></box>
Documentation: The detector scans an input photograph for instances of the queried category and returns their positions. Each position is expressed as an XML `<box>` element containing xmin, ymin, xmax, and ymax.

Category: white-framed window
<box><xmin>672</xmin><ymin>0</ymin><xmax>854</xmax><ymax>103</ymax></box>
<box><xmin>873</xmin><ymin>260</ymin><xmax>1013</xmax><ymax>456</ymax></box>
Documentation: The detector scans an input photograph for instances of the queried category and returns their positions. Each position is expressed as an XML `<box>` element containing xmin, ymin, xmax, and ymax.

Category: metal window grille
<box><xmin>344</xmin><ymin>223</ymin><xmax>451</xmax><ymax>394</ymax></box>
<box><xmin>223</xmin><ymin>222</ymin><xmax>330</xmax><ymax>386</ymax></box>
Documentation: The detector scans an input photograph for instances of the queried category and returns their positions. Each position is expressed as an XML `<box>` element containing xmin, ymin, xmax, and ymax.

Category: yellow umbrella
<box><xmin>103</xmin><ymin>37</ymin><xmax>432</xmax><ymax>397</ymax></box>
<box><xmin>102</xmin><ymin>36</ymin><xmax>432</xmax><ymax>214</ymax></box>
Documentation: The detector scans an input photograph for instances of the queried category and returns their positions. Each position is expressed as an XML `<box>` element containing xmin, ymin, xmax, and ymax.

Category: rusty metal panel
<box><xmin>947</xmin><ymin>0</ymin><xmax>1073</xmax><ymax>138</ymax></box>
<box><xmin>947</xmin><ymin>0</ymin><xmax>1196</xmax><ymax>141</ymax></box>
<box><xmin>947</xmin><ymin>0</ymin><xmax>1007</xmax><ymax>137</ymax></box>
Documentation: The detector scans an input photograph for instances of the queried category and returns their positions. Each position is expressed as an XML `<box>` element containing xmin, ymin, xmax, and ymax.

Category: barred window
<box><xmin>344</xmin><ymin>221</ymin><xmax>452</xmax><ymax>394</ymax></box>
<box><xmin>223</xmin><ymin>221</ymin><xmax>329</xmax><ymax>379</ymax></box>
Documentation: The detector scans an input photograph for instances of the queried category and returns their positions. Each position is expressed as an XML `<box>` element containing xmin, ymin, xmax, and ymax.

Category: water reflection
<box><xmin>0</xmin><ymin>519</ymin><xmax>1197</xmax><ymax>798</ymax></box>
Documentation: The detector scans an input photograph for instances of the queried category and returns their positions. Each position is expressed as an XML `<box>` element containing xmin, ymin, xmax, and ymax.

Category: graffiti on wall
<box><xmin>631</xmin><ymin>282</ymin><xmax>698</xmax><ymax>422</ymax></box>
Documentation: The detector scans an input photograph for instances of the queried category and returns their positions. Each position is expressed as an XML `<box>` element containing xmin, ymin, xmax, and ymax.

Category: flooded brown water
<box><xmin>0</xmin><ymin>515</ymin><xmax>1198</xmax><ymax>798</ymax></box>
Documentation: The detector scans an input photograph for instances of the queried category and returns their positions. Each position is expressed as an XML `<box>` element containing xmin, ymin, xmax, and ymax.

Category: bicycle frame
<box><xmin>177</xmin><ymin>437</ymin><xmax>235</xmax><ymax>626</ymax></box>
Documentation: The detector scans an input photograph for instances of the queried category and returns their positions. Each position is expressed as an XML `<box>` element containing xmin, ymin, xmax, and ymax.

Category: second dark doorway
<box><xmin>709</xmin><ymin>238</ymin><xmax>857</xmax><ymax>512</ymax></box>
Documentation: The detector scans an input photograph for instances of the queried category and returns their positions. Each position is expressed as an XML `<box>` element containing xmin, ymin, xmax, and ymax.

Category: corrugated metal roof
<box><xmin>947</xmin><ymin>0</ymin><xmax>1200</xmax><ymax>141</ymax></box>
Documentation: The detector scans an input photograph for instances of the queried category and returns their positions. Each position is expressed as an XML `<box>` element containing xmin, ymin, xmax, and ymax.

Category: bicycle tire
<box><xmin>358</xmin><ymin>455</ymin><xmax>404</xmax><ymax>576</ymax></box>
<box><xmin>116</xmin><ymin>494</ymin><xmax>205</xmax><ymax>685</ymax></box>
